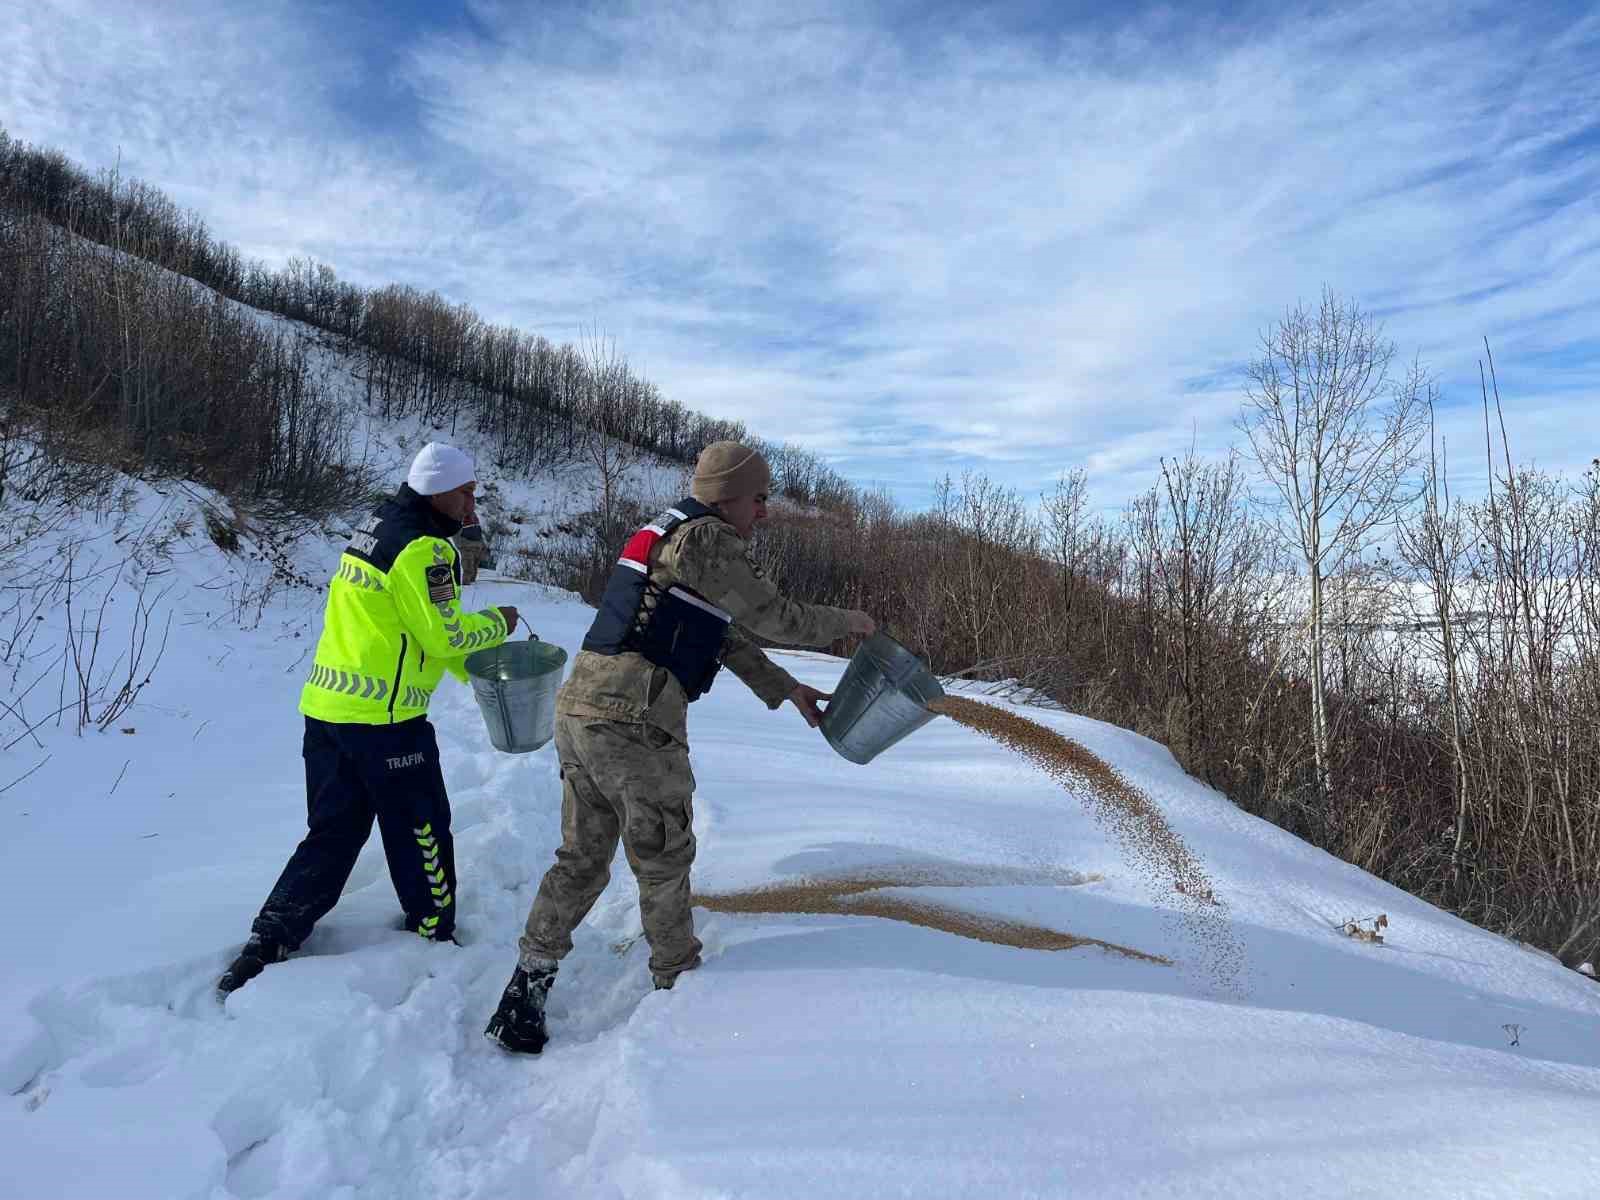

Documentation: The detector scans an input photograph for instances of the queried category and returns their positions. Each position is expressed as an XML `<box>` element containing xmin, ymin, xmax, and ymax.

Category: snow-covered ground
<box><xmin>4</xmin><ymin>461</ymin><xmax>1600</xmax><ymax>1200</ymax></box>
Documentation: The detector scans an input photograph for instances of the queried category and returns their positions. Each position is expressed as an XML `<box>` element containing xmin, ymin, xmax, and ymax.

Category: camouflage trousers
<box><xmin>519</xmin><ymin>716</ymin><xmax>702</xmax><ymax>982</ymax></box>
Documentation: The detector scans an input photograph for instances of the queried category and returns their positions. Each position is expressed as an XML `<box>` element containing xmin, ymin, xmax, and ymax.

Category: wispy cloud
<box><xmin>5</xmin><ymin>0</ymin><xmax>1597</xmax><ymax>509</ymax></box>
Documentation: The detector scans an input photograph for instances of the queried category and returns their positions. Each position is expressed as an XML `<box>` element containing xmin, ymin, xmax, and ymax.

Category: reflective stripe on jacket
<box><xmin>299</xmin><ymin>485</ymin><xmax>509</xmax><ymax>725</ymax></box>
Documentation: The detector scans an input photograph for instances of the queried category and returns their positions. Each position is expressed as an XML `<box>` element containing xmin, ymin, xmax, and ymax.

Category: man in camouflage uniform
<box><xmin>485</xmin><ymin>441</ymin><xmax>875</xmax><ymax>1054</ymax></box>
<box><xmin>453</xmin><ymin>521</ymin><xmax>491</xmax><ymax>584</ymax></box>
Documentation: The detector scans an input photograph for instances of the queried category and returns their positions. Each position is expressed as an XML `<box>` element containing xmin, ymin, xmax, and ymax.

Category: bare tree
<box><xmin>576</xmin><ymin>329</ymin><xmax>640</xmax><ymax>560</ymax></box>
<box><xmin>1041</xmin><ymin>468</ymin><xmax>1091</xmax><ymax>636</ymax></box>
<box><xmin>930</xmin><ymin>473</ymin><xmax>1038</xmax><ymax>672</ymax></box>
<box><xmin>1394</xmin><ymin>396</ymin><xmax>1473</xmax><ymax>875</ymax></box>
<box><xmin>1238</xmin><ymin>287</ymin><xmax>1430</xmax><ymax>796</ymax></box>
<box><xmin>1465</xmin><ymin>352</ymin><xmax>1584</xmax><ymax>923</ymax></box>
<box><xmin>1133</xmin><ymin>449</ymin><xmax>1270</xmax><ymax>770</ymax></box>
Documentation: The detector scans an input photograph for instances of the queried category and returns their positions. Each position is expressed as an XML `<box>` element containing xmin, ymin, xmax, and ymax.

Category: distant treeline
<box><xmin>0</xmin><ymin>127</ymin><xmax>853</xmax><ymax>511</ymax></box>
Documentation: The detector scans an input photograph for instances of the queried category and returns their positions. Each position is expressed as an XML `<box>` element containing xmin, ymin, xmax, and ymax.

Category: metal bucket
<box><xmin>820</xmin><ymin>632</ymin><xmax>945</xmax><ymax>765</ymax></box>
<box><xmin>465</xmin><ymin>639</ymin><xmax>568</xmax><ymax>753</ymax></box>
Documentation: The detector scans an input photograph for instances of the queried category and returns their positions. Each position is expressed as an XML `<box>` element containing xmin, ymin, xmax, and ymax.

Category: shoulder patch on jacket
<box><xmin>426</xmin><ymin>563</ymin><xmax>454</xmax><ymax>604</ymax></box>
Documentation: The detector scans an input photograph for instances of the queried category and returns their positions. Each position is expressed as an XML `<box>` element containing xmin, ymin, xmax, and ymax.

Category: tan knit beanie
<box><xmin>690</xmin><ymin>441</ymin><xmax>772</xmax><ymax>503</ymax></box>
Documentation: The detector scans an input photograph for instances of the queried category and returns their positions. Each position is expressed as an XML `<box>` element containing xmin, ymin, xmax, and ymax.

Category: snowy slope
<box><xmin>4</xmin><ymin>473</ymin><xmax>1600</xmax><ymax>1200</ymax></box>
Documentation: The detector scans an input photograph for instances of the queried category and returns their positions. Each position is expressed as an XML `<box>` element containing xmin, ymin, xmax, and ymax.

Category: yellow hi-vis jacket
<box><xmin>299</xmin><ymin>485</ymin><xmax>509</xmax><ymax>725</ymax></box>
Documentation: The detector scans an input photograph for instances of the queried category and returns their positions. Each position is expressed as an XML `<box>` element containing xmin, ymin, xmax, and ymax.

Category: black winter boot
<box><xmin>652</xmin><ymin>953</ymin><xmax>703</xmax><ymax>991</ymax></box>
<box><xmin>217</xmin><ymin>936</ymin><xmax>288</xmax><ymax>995</ymax></box>
<box><xmin>484</xmin><ymin>962</ymin><xmax>556</xmax><ymax>1054</ymax></box>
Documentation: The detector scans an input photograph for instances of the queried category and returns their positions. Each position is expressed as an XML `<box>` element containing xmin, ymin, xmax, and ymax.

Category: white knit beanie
<box><xmin>406</xmin><ymin>442</ymin><xmax>475</xmax><ymax>496</ymax></box>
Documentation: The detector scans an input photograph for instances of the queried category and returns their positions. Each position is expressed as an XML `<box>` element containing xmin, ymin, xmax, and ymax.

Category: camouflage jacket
<box><xmin>558</xmin><ymin>514</ymin><xmax>854</xmax><ymax>742</ymax></box>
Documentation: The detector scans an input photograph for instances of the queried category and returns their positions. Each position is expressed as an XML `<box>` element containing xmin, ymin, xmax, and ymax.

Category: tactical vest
<box><xmin>582</xmin><ymin>498</ymin><xmax>732</xmax><ymax>701</ymax></box>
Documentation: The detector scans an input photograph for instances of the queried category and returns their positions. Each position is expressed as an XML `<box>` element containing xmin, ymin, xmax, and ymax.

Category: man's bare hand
<box><xmin>787</xmin><ymin>683</ymin><xmax>832</xmax><ymax>729</ymax></box>
<box><xmin>845</xmin><ymin>610</ymin><xmax>876</xmax><ymax>636</ymax></box>
<box><xmin>498</xmin><ymin>605</ymin><xmax>520</xmax><ymax>633</ymax></box>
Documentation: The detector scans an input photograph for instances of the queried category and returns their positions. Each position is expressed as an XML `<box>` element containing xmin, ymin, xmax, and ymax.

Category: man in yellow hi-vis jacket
<box><xmin>219</xmin><ymin>443</ymin><xmax>515</xmax><ymax>995</ymax></box>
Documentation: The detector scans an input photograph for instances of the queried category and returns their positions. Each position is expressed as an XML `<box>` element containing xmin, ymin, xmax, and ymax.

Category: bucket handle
<box><xmin>494</xmin><ymin>671</ymin><xmax>516</xmax><ymax>748</ymax></box>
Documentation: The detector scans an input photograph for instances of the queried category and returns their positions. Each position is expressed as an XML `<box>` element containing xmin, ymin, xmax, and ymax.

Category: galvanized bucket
<box><xmin>820</xmin><ymin>632</ymin><xmax>945</xmax><ymax>765</ymax></box>
<box><xmin>465</xmin><ymin>639</ymin><xmax>568</xmax><ymax>753</ymax></box>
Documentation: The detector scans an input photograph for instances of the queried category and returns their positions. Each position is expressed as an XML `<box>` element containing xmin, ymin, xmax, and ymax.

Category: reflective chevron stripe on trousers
<box><xmin>251</xmin><ymin>716</ymin><xmax>457</xmax><ymax>950</ymax></box>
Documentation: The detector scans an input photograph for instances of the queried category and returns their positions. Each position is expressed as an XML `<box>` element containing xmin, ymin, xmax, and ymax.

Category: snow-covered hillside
<box><xmin>4</xmin><ymin>456</ymin><xmax>1600</xmax><ymax>1200</ymax></box>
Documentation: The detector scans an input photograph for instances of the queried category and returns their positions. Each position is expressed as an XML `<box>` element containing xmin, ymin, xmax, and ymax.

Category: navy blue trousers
<box><xmin>252</xmin><ymin>716</ymin><xmax>457</xmax><ymax>949</ymax></box>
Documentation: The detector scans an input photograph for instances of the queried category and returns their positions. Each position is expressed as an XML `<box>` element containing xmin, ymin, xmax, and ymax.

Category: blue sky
<box><xmin>4</xmin><ymin>0</ymin><xmax>1597</xmax><ymax>511</ymax></box>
